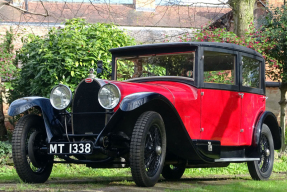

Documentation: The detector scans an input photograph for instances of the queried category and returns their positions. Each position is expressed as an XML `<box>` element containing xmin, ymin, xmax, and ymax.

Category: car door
<box><xmin>239</xmin><ymin>54</ymin><xmax>266</xmax><ymax>145</ymax></box>
<box><xmin>200</xmin><ymin>49</ymin><xmax>241</xmax><ymax>146</ymax></box>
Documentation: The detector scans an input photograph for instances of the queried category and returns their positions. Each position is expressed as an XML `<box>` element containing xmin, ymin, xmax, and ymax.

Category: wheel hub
<box><xmin>155</xmin><ymin>146</ymin><xmax>162</xmax><ymax>155</ymax></box>
<box><xmin>28</xmin><ymin>131</ymin><xmax>48</xmax><ymax>168</ymax></box>
<box><xmin>265</xmin><ymin>149</ymin><xmax>270</xmax><ymax>157</ymax></box>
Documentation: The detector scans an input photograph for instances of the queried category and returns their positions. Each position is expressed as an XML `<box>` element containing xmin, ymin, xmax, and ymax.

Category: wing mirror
<box><xmin>96</xmin><ymin>60</ymin><xmax>103</xmax><ymax>74</ymax></box>
<box><xmin>96</xmin><ymin>60</ymin><xmax>111</xmax><ymax>78</ymax></box>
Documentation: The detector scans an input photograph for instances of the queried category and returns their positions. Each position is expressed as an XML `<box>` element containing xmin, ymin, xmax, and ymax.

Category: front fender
<box><xmin>254</xmin><ymin>111</ymin><xmax>281</xmax><ymax>150</ymax></box>
<box><xmin>98</xmin><ymin>92</ymin><xmax>168</xmax><ymax>139</ymax></box>
<box><xmin>8</xmin><ymin>97</ymin><xmax>63</xmax><ymax>142</ymax></box>
<box><xmin>120</xmin><ymin>92</ymin><xmax>169</xmax><ymax>111</ymax></box>
<box><xmin>98</xmin><ymin>92</ymin><xmax>218</xmax><ymax>162</ymax></box>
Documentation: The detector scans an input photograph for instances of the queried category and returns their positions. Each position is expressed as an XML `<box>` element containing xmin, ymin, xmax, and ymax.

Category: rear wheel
<box><xmin>162</xmin><ymin>164</ymin><xmax>186</xmax><ymax>180</ymax></box>
<box><xmin>130</xmin><ymin>111</ymin><xmax>166</xmax><ymax>187</ymax></box>
<box><xmin>12</xmin><ymin>114</ymin><xmax>53</xmax><ymax>183</ymax></box>
<box><xmin>247</xmin><ymin>124</ymin><xmax>274</xmax><ymax>180</ymax></box>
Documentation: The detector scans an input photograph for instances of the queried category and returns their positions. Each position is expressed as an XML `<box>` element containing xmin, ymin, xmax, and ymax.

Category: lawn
<box><xmin>1</xmin><ymin>141</ymin><xmax>287</xmax><ymax>191</ymax></box>
<box><xmin>0</xmin><ymin>159</ymin><xmax>287</xmax><ymax>191</ymax></box>
<box><xmin>174</xmin><ymin>179</ymin><xmax>287</xmax><ymax>192</ymax></box>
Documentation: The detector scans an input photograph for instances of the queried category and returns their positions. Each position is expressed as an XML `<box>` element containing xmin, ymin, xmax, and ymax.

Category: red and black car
<box><xmin>8</xmin><ymin>42</ymin><xmax>282</xmax><ymax>187</ymax></box>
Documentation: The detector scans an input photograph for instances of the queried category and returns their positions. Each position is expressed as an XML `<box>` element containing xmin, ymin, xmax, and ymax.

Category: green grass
<box><xmin>167</xmin><ymin>179</ymin><xmax>287</xmax><ymax>192</ymax></box>
<box><xmin>0</xmin><ymin>162</ymin><xmax>287</xmax><ymax>191</ymax></box>
<box><xmin>1</xmin><ymin>178</ymin><xmax>287</xmax><ymax>192</ymax></box>
<box><xmin>1</xmin><ymin>157</ymin><xmax>287</xmax><ymax>183</ymax></box>
<box><xmin>0</xmin><ymin>156</ymin><xmax>286</xmax><ymax>191</ymax></box>
<box><xmin>0</xmin><ymin>182</ymin><xmax>106</xmax><ymax>191</ymax></box>
<box><xmin>50</xmin><ymin>163</ymin><xmax>132</xmax><ymax>179</ymax></box>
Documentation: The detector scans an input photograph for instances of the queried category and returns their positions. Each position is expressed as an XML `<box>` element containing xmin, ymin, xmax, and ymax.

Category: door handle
<box><xmin>238</xmin><ymin>93</ymin><xmax>244</xmax><ymax>98</ymax></box>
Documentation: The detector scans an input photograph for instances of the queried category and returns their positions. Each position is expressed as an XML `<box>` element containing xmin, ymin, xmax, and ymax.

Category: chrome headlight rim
<box><xmin>98</xmin><ymin>83</ymin><xmax>121</xmax><ymax>110</ymax></box>
<box><xmin>50</xmin><ymin>84</ymin><xmax>73</xmax><ymax>110</ymax></box>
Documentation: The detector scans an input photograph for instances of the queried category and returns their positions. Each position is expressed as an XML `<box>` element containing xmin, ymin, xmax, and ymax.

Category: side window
<box><xmin>204</xmin><ymin>51</ymin><xmax>236</xmax><ymax>85</ymax></box>
<box><xmin>242</xmin><ymin>56</ymin><xmax>261</xmax><ymax>88</ymax></box>
<box><xmin>116</xmin><ymin>52</ymin><xmax>195</xmax><ymax>81</ymax></box>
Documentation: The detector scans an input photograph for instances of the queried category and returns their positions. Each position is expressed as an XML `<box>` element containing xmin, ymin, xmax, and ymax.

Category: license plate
<box><xmin>48</xmin><ymin>142</ymin><xmax>93</xmax><ymax>154</ymax></box>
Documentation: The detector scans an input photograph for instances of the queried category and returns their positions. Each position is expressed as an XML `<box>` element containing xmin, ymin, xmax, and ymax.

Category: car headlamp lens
<box><xmin>98</xmin><ymin>83</ymin><xmax>121</xmax><ymax>109</ymax></box>
<box><xmin>50</xmin><ymin>84</ymin><xmax>72</xmax><ymax>110</ymax></box>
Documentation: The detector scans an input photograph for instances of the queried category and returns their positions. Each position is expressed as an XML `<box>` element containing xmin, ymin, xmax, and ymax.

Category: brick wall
<box><xmin>0</xmin><ymin>24</ymin><xmax>50</xmax><ymax>50</ymax></box>
<box><xmin>268</xmin><ymin>0</ymin><xmax>285</xmax><ymax>6</ymax></box>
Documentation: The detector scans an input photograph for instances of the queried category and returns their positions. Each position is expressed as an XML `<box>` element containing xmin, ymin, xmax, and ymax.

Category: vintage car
<box><xmin>8</xmin><ymin>42</ymin><xmax>282</xmax><ymax>187</ymax></box>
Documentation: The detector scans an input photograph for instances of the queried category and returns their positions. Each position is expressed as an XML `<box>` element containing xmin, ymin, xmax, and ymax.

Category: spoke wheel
<box><xmin>12</xmin><ymin>114</ymin><xmax>53</xmax><ymax>183</ymax></box>
<box><xmin>144</xmin><ymin>125</ymin><xmax>162</xmax><ymax>177</ymax></box>
<box><xmin>162</xmin><ymin>164</ymin><xmax>186</xmax><ymax>180</ymax></box>
<box><xmin>247</xmin><ymin>124</ymin><xmax>274</xmax><ymax>180</ymax></box>
<box><xmin>130</xmin><ymin>111</ymin><xmax>166</xmax><ymax>187</ymax></box>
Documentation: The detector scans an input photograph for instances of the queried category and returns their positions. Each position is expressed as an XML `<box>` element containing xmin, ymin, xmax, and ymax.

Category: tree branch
<box><xmin>40</xmin><ymin>0</ymin><xmax>49</xmax><ymax>16</ymax></box>
<box><xmin>0</xmin><ymin>0</ymin><xmax>57</xmax><ymax>19</ymax></box>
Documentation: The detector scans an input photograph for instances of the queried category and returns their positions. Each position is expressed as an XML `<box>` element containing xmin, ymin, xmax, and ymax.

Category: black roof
<box><xmin>109</xmin><ymin>42</ymin><xmax>262</xmax><ymax>58</ymax></box>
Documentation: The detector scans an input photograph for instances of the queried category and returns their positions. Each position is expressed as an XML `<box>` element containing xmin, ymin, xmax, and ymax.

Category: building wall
<box><xmin>266</xmin><ymin>87</ymin><xmax>283</xmax><ymax>123</ymax></box>
<box><xmin>0</xmin><ymin>25</ymin><xmax>49</xmax><ymax>50</ymax></box>
<box><xmin>268</xmin><ymin>0</ymin><xmax>285</xmax><ymax>6</ymax></box>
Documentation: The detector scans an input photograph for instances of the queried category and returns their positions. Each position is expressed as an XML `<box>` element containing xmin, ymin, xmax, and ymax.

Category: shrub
<box><xmin>167</xmin><ymin>25</ymin><xmax>277</xmax><ymax>82</ymax></box>
<box><xmin>0</xmin><ymin>27</ymin><xmax>17</xmax><ymax>91</ymax></box>
<box><xmin>0</xmin><ymin>141</ymin><xmax>12</xmax><ymax>165</ymax></box>
<box><xmin>9</xmin><ymin>18</ymin><xmax>135</xmax><ymax>102</ymax></box>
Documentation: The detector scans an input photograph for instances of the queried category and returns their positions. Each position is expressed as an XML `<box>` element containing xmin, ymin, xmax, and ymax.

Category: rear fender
<box><xmin>253</xmin><ymin>111</ymin><xmax>281</xmax><ymax>150</ymax></box>
<box><xmin>8</xmin><ymin>97</ymin><xmax>64</xmax><ymax>142</ymax></box>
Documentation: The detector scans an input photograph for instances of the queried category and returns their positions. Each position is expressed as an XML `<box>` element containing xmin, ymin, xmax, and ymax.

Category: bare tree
<box><xmin>228</xmin><ymin>0</ymin><xmax>257</xmax><ymax>36</ymax></box>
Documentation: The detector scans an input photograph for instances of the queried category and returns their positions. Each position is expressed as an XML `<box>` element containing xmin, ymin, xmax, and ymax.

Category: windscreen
<box><xmin>116</xmin><ymin>52</ymin><xmax>195</xmax><ymax>81</ymax></box>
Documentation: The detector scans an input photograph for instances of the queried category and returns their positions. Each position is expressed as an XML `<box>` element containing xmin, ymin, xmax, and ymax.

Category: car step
<box><xmin>215</xmin><ymin>158</ymin><xmax>260</xmax><ymax>162</ymax></box>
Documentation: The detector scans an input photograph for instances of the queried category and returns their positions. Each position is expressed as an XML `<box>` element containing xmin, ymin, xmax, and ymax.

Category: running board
<box><xmin>215</xmin><ymin>158</ymin><xmax>260</xmax><ymax>162</ymax></box>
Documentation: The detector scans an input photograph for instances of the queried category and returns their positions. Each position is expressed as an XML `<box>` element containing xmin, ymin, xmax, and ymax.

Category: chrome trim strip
<box><xmin>124</xmin><ymin>76</ymin><xmax>194</xmax><ymax>82</ymax></box>
<box><xmin>214</xmin><ymin>158</ymin><xmax>260</xmax><ymax>162</ymax></box>
<box><xmin>94</xmin><ymin>78</ymin><xmax>107</xmax><ymax>87</ymax></box>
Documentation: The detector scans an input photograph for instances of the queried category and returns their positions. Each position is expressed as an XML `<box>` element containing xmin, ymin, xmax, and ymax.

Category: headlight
<box><xmin>50</xmin><ymin>84</ymin><xmax>72</xmax><ymax>110</ymax></box>
<box><xmin>98</xmin><ymin>83</ymin><xmax>121</xmax><ymax>109</ymax></box>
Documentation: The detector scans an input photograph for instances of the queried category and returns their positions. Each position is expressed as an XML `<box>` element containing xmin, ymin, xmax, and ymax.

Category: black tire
<box><xmin>12</xmin><ymin>114</ymin><xmax>53</xmax><ymax>183</ymax></box>
<box><xmin>247</xmin><ymin>124</ymin><xmax>274</xmax><ymax>180</ymax></box>
<box><xmin>130</xmin><ymin>111</ymin><xmax>166</xmax><ymax>187</ymax></box>
<box><xmin>162</xmin><ymin>164</ymin><xmax>185</xmax><ymax>180</ymax></box>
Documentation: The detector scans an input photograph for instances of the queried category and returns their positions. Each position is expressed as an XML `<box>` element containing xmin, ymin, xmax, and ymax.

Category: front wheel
<box><xmin>130</xmin><ymin>111</ymin><xmax>166</xmax><ymax>187</ymax></box>
<box><xmin>247</xmin><ymin>124</ymin><xmax>274</xmax><ymax>180</ymax></box>
<box><xmin>12</xmin><ymin>114</ymin><xmax>53</xmax><ymax>183</ymax></box>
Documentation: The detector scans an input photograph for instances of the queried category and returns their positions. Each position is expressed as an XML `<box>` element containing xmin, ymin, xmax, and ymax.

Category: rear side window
<box><xmin>203</xmin><ymin>51</ymin><xmax>236</xmax><ymax>85</ymax></box>
<box><xmin>242</xmin><ymin>56</ymin><xmax>260</xmax><ymax>88</ymax></box>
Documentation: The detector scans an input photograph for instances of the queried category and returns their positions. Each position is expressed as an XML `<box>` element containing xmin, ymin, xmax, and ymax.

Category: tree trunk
<box><xmin>229</xmin><ymin>0</ymin><xmax>256</xmax><ymax>37</ymax></box>
<box><xmin>279</xmin><ymin>83</ymin><xmax>287</xmax><ymax>152</ymax></box>
<box><xmin>0</xmin><ymin>78</ymin><xmax>7</xmax><ymax>141</ymax></box>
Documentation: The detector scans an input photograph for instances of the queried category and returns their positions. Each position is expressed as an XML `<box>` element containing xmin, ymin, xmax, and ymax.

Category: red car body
<box><xmin>108</xmin><ymin>80</ymin><xmax>265</xmax><ymax>146</ymax></box>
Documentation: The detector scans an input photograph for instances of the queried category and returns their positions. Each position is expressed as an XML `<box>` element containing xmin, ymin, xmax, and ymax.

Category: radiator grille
<box><xmin>72</xmin><ymin>79</ymin><xmax>105</xmax><ymax>134</ymax></box>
